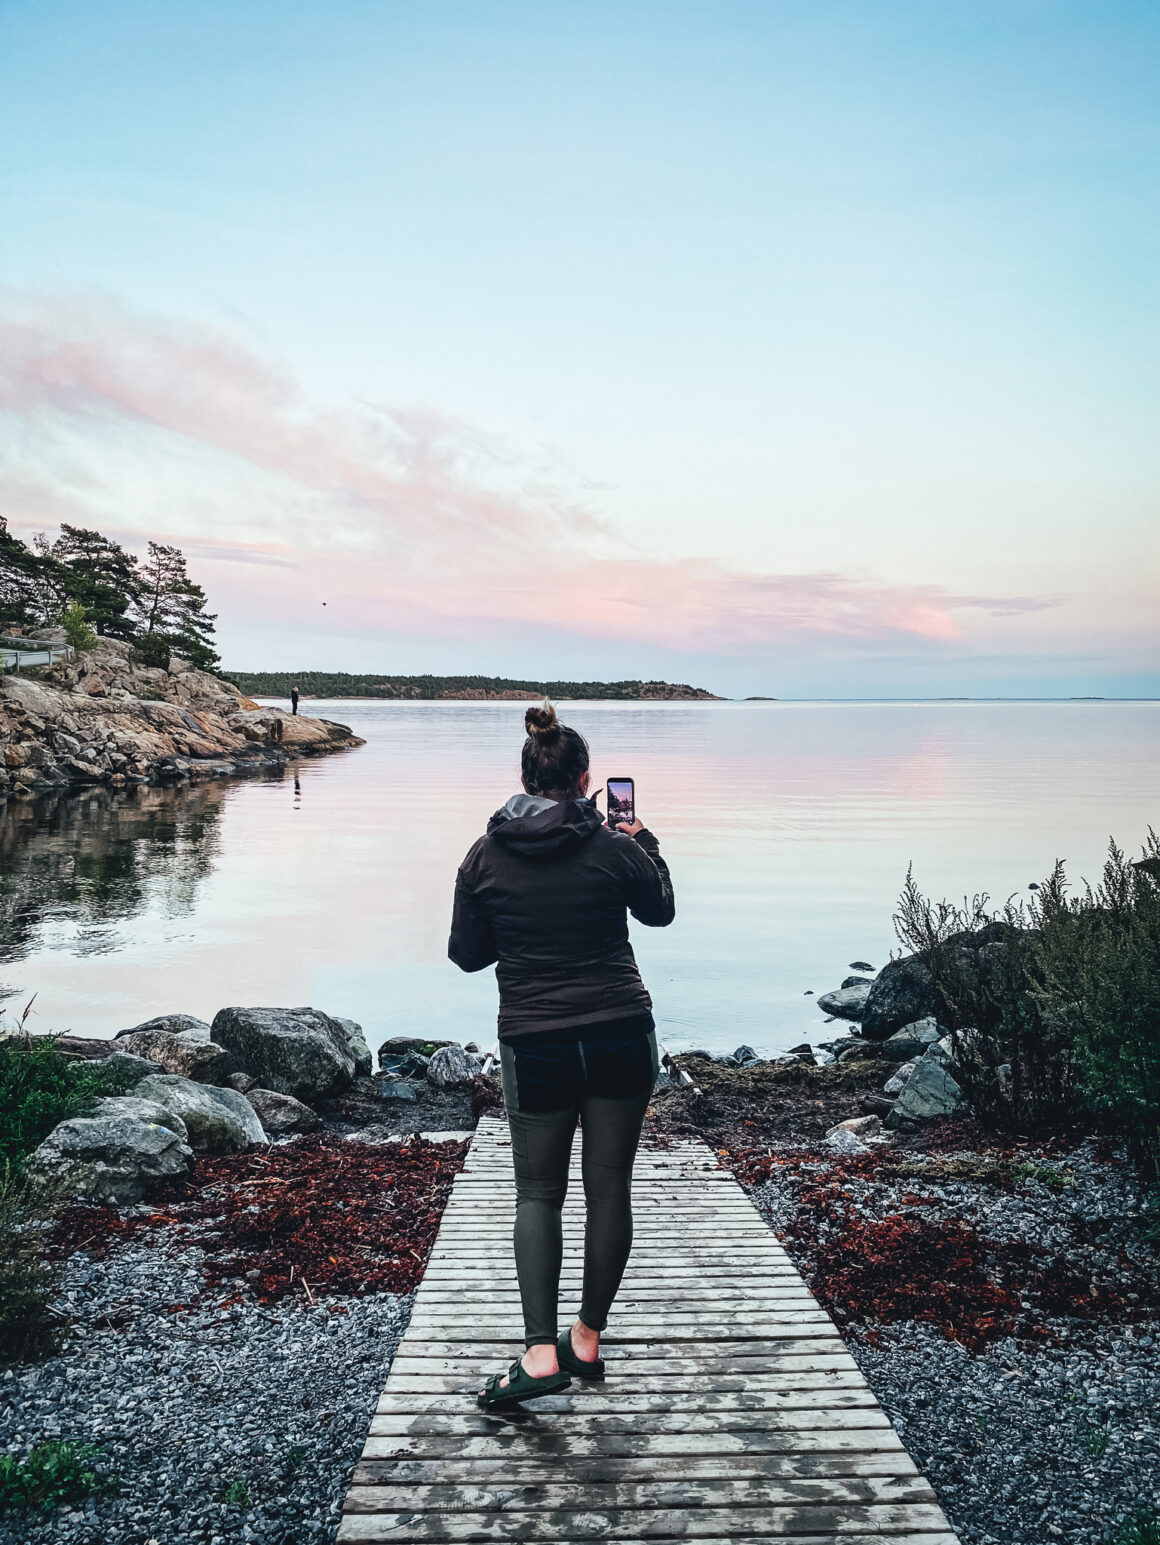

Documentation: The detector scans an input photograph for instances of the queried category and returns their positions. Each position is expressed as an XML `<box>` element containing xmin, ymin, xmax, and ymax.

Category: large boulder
<box><xmin>114</xmin><ymin>1014</ymin><xmax>211</xmax><ymax>1040</ymax></box>
<box><xmin>886</xmin><ymin>1056</ymin><xmax>966</xmax><ymax>1128</ymax></box>
<box><xmin>860</xmin><ymin>956</ymin><xmax>941</xmax><ymax>1041</ymax></box>
<box><xmin>211</xmin><ymin>1007</ymin><xmax>357</xmax><ymax>1101</ymax></box>
<box><xmin>245</xmin><ymin>1087</ymin><xmax>321</xmax><ymax>1136</ymax></box>
<box><xmin>817</xmin><ymin>982</ymin><xmax>872</xmax><ymax>1021</ymax></box>
<box><xmin>426</xmin><ymin>1044</ymin><xmax>481</xmax><ymax>1089</ymax></box>
<box><xmin>26</xmin><ymin>1097</ymin><xmax>193</xmax><ymax>1204</ymax></box>
<box><xmin>116</xmin><ymin>1028</ymin><xmax>233</xmax><ymax>1084</ymax></box>
<box><xmin>333</xmin><ymin>1017</ymin><xmax>373</xmax><ymax>1078</ymax></box>
<box><xmin>133</xmin><ymin>1074</ymin><xmax>265</xmax><ymax>1151</ymax></box>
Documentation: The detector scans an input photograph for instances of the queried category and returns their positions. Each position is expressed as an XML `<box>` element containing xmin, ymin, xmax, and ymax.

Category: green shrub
<box><xmin>0</xmin><ymin>1034</ymin><xmax>126</xmax><ymax>1171</ymax></box>
<box><xmin>60</xmin><ymin>602</ymin><xmax>97</xmax><ymax>653</ymax></box>
<box><xmin>0</xmin><ymin>1165</ymin><xmax>65</xmax><ymax>1365</ymax></box>
<box><xmin>894</xmin><ymin>876</ymin><xmax>1078</xmax><ymax>1128</ymax></box>
<box><xmin>0</xmin><ymin>1439</ymin><xmax>114</xmax><ymax>1512</ymax></box>
<box><xmin>1035</xmin><ymin>832</ymin><xmax>1160</xmax><ymax>1182</ymax></box>
<box><xmin>0</xmin><ymin>1034</ymin><xmax>143</xmax><ymax>1365</ymax></box>
<box><xmin>895</xmin><ymin>831</ymin><xmax>1160</xmax><ymax>1177</ymax></box>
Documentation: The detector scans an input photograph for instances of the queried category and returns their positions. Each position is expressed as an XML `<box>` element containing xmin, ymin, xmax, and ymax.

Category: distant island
<box><xmin>223</xmin><ymin>671</ymin><xmax>721</xmax><ymax>701</ymax></box>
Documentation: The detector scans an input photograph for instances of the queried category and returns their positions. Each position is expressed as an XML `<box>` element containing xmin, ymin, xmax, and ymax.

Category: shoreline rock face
<box><xmin>0</xmin><ymin>638</ymin><xmax>364</xmax><ymax>800</ymax></box>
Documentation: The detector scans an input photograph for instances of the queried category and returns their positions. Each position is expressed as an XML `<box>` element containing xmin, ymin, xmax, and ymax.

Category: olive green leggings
<box><xmin>500</xmin><ymin>1037</ymin><xmax>656</xmax><ymax>1347</ymax></box>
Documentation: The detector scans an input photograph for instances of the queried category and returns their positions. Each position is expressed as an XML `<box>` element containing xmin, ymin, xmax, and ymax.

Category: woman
<box><xmin>448</xmin><ymin>702</ymin><xmax>675</xmax><ymax>1407</ymax></box>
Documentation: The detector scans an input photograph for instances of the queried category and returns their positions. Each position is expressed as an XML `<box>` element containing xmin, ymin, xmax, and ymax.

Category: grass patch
<box><xmin>0</xmin><ymin>1440</ymin><xmax>114</xmax><ymax>1512</ymax></box>
<box><xmin>1118</xmin><ymin>1511</ymin><xmax>1160</xmax><ymax>1545</ymax></box>
<box><xmin>0</xmin><ymin>1031</ymin><xmax>138</xmax><ymax>1172</ymax></box>
<box><xmin>217</xmin><ymin>1480</ymin><xmax>252</xmax><ymax>1508</ymax></box>
<box><xmin>1079</xmin><ymin>1423</ymin><xmax>1110</xmax><ymax>1457</ymax></box>
<box><xmin>1013</xmin><ymin>1161</ymin><xmax>1074</xmax><ymax>1188</ymax></box>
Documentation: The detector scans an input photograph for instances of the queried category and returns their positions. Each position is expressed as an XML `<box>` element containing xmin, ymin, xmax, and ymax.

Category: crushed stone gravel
<box><xmin>0</xmin><ymin>1239</ymin><xmax>409</xmax><ymax>1545</ymax></box>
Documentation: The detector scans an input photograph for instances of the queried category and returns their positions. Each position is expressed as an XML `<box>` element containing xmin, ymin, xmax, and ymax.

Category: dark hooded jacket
<box><xmin>448</xmin><ymin>794</ymin><xmax>675</xmax><ymax>1040</ymax></box>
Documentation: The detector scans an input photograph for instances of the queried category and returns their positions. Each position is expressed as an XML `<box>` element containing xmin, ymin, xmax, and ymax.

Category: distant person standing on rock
<box><xmin>449</xmin><ymin>701</ymin><xmax>675</xmax><ymax>1408</ymax></box>
<box><xmin>290</xmin><ymin>686</ymin><xmax>300</xmax><ymax>715</ymax></box>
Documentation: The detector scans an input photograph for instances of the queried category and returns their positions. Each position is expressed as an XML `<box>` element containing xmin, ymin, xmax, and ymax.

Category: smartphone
<box><xmin>606</xmin><ymin>777</ymin><xmax>635</xmax><ymax>828</ymax></box>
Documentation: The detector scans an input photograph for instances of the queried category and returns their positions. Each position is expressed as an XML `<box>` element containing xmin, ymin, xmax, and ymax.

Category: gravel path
<box><xmin>0</xmin><ymin>1239</ymin><xmax>409</xmax><ymax>1545</ymax></box>
<box><xmin>745</xmin><ymin>1137</ymin><xmax>1160</xmax><ymax>1545</ymax></box>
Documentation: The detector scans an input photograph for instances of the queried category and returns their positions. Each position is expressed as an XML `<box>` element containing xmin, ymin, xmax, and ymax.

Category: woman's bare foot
<box><xmin>479</xmin><ymin>1342</ymin><xmax>560</xmax><ymax>1396</ymax></box>
<box><xmin>569</xmin><ymin>1318</ymin><xmax>601</xmax><ymax>1363</ymax></box>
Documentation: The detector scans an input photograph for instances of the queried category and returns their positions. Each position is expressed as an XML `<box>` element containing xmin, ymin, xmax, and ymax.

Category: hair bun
<box><xmin>525</xmin><ymin>700</ymin><xmax>560</xmax><ymax>739</ymax></box>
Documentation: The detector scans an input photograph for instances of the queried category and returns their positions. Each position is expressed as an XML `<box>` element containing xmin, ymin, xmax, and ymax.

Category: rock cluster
<box><xmin>0</xmin><ymin>637</ymin><xmax>363</xmax><ymax>799</ymax></box>
<box><xmin>24</xmin><ymin>1010</ymin><xmax>489</xmax><ymax>1203</ymax></box>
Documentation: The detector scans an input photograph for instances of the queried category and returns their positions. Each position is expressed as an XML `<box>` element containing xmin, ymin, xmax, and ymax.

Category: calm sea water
<box><xmin>1</xmin><ymin>700</ymin><xmax>1156</xmax><ymax>1055</ymax></box>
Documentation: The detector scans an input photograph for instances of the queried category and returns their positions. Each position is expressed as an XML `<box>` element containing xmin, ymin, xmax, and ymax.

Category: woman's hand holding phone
<box><xmin>615</xmin><ymin>818</ymin><xmax>645</xmax><ymax>837</ymax></box>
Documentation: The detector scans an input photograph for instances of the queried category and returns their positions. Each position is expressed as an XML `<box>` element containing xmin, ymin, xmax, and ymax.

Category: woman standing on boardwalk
<box><xmin>448</xmin><ymin>702</ymin><xmax>676</xmax><ymax>1406</ymax></box>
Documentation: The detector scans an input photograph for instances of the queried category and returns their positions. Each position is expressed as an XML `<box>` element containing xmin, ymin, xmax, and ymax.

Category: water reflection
<box><xmin>0</xmin><ymin>781</ymin><xmax>229</xmax><ymax>970</ymax></box>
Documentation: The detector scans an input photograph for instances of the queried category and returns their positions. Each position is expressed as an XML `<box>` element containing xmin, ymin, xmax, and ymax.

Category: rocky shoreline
<box><xmin>2</xmin><ymin>1001</ymin><xmax>1157</xmax><ymax>1545</ymax></box>
<box><xmin>0</xmin><ymin>639</ymin><xmax>364</xmax><ymax>801</ymax></box>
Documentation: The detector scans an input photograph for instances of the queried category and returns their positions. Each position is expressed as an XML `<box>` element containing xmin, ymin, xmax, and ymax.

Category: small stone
<box><xmin>426</xmin><ymin>1044</ymin><xmax>480</xmax><ymax>1089</ymax></box>
<box><xmin>825</xmin><ymin>1127</ymin><xmax>869</xmax><ymax>1154</ymax></box>
<box><xmin>827</xmin><ymin>1114</ymin><xmax>883</xmax><ymax>1139</ymax></box>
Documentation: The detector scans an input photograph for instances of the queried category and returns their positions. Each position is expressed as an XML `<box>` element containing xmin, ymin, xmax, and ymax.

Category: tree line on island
<box><xmin>223</xmin><ymin>671</ymin><xmax>718</xmax><ymax>701</ymax></box>
<box><xmin>0</xmin><ymin>518</ymin><xmax>218</xmax><ymax>672</ymax></box>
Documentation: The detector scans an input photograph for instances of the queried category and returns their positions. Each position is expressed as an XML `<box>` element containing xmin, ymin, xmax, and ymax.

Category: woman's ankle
<box><xmin>523</xmin><ymin>1343</ymin><xmax>560</xmax><ymax>1376</ymax></box>
<box><xmin>571</xmin><ymin>1317</ymin><xmax>601</xmax><ymax>1361</ymax></box>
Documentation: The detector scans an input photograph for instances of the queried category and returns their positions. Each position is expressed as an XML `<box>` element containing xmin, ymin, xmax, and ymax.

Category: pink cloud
<box><xmin>0</xmin><ymin>291</ymin><xmax>1055</xmax><ymax>654</ymax></box>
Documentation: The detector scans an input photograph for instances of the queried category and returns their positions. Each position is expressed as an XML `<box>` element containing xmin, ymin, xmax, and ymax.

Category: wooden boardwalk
<box><xmin>339</xmin><ymin>1115</ymin><xmax>961</xmax><ymax>1544</ymax></box>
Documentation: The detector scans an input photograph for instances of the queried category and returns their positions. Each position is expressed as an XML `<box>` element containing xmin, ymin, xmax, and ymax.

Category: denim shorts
<box><xmin>500</xmin><ymin>1018</ymin><xmax>659</xmax><ymax>1114</ymax></box>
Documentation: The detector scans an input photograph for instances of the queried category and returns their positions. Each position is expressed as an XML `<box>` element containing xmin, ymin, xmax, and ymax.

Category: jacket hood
<box><xmin>487</xmin><ymin>793</ymin><xmax>605</xmax><ymax>860</ymax></box>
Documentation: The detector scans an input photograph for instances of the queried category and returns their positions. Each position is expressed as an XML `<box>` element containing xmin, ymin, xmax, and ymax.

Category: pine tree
<box><xmin>0</xmin><ymin>518</ymin><xmax>46</xmax><ymax>632</ymax></box>
<box><xmin>49</xmin><ymin>525</ymin><xmax>139</xmax><ymax>639</ymax></box>
<box><xmin>131</xmin><ymin>541</ymin><xmax>220</xmax><ymax>671</ymax></box>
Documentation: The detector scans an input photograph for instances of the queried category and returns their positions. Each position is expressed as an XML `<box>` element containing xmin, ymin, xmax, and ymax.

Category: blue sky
<box><xmin>1</xmin><ymin>1</ymin><xmax>1157</xmax><ymax>695</ymax></box>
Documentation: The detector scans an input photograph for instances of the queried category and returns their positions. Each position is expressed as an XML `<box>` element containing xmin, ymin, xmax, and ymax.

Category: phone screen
<box><xmin>607</xmin><ymin>778</ymin><xmax>635</xmax><ymax>828</ymax></box>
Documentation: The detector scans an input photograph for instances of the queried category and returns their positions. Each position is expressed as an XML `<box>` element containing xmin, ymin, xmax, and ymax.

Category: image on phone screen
<box><xmin>607</xmin><ymin>778</ymin><xmax>635</xmax><ymax>828</ymax></box>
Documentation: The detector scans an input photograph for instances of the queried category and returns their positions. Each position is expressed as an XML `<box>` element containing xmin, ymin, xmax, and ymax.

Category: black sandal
<box><xmin>557</xmin><ymin>1328</ymin><xmax>605</xmax><ymax>1381</ymax></box>
<box><xmin>476</xmin><ymin>1359</ymin><xmax>572</xmax><ymax>1409</ymax></box>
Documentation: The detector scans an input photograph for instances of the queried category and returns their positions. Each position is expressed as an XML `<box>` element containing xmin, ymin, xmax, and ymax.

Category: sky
<box><xmin>0</xmin><ymin>1</ymin><xmax>1157</xmax><ymax>697</ymax></box>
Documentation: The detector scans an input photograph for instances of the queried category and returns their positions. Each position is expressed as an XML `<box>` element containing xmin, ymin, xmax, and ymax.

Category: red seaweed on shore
<box><xmin>728</xmin><ymin>1144</ymin><xmax>1160</xmax><ymax>1352</ymax></box>
<box><xmin>49</xmin><ymin>1135</ymin><xmax>468</xmax><ymax>1306</ymax></box>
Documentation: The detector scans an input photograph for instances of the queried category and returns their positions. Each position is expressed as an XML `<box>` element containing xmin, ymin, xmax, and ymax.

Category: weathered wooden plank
<box><xmin>343</xmin><ymin>1475</ymin><xmax>936</xmax><ymax>1511</ymax></box>
<box><xmin>394</xmin><ymin>1332</ymin><xmax>846</xmax><ymax>1358</ymax></box>
<box><xmin>416</xmin><ymin>1284</ymin><xmax>815</xmax><ymax>1298</ymax></box>
<box><xmin>405</xmin><ymin>1317</ymin><xmax>831</xmax><ymax>1338</ymax></box>
<box><xmin>367</xmin><ymin>1408</ymin><xmax>891</xmax><ymax>1436</ymax></box>
<box><xmin>385</xmin><ymin>1371</ymin><xmax>864</xmax><ymax>1396</ymax></box>
<box><xmin>389</xmin><ymin>1351</ymin><xmax>858</xmax><ymax>1377</ymax></box>
<box><xmin>360</xmin><ymin>1429</ymin><xmax>911</xmax><ymax>1460</ymax></box>
<box><xmin>336</xmin><ymin>1501</ymin><xmax>954</xmax><ymax>1539</ymax></box>
<box><xmin>352</xmin><ymin>1454</ymin><xmax>920</xmax><ymax>1484</ymax></box>
<box><xmin>375</xmin><ymin>1389</ymin><xmax>879</xmax><ymax>1416</ymax></box>
<box><xmin>340</xmin><ymin>1531</ymin><xmax>957</xmax><ymax>1545</ymax></box>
